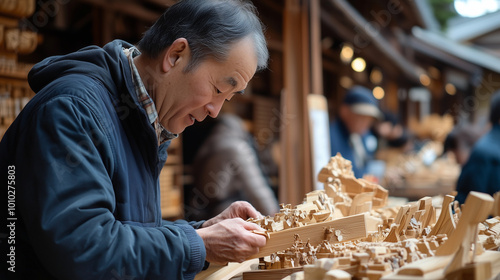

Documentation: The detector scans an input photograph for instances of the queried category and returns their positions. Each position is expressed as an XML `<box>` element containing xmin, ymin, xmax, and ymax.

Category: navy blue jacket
<box><xmin>455</xmin><ymin>124</ymin><xmax>500</xmax><ymax>204</ymax></box>
<box><xmin>0</xmin><ymin>40</ymin><xmax>205</xmax><ymax>279</ymax></box>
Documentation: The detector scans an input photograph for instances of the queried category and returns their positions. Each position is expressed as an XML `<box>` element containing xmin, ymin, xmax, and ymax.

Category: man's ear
<box><xmin>162</xmin><ymin>38</ymin><xmax>189</xmax><ymax>73</ymax></box>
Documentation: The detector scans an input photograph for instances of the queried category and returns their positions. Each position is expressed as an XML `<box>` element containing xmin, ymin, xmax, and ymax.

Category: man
<box><xmin>330</xmin><ymin>86</ymin><xmax>382</xmax><ymax>177</ymax></box>
<box><xmin>455</xmin><ymin>91</ymin><xmax>500</xmax><ymax>204</ymax></box>
<box><xmin>0</xmin><ymin>0</ymin><xmax>268</xmax><ymax>279</ymax></box>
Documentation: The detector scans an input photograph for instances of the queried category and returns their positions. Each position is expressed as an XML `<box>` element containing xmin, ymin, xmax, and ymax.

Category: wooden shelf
<box><xmin>160</xmin><ymin>137</ymin><xmax>184</xmax><ymax>220</ymax></box>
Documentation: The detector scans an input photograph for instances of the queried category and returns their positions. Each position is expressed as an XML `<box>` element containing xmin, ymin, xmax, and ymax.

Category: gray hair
<box><xmin>137</xmin><ymin>0</ymin><xmax>268</xmax><ymax>72</ymax></box>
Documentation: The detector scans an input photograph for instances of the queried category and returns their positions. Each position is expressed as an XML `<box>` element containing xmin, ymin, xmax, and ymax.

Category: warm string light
<box><xmin>445</xmin><ymin>83</ymin><xmax>457</xmax><ymax>95</ymax></box>
<box><xmin>373</xmin><ymin>86</ymin><xmax>385</xmax><ymax>100</ymax></box>
<box><xmin>351</xmin><ymin>57</ymin><xmax>366</xmax><ymax>72</ymax></box>
<box><xmin>340</xmin><ymin>44</ymin><xmax>354</xmax><ymax>64</ymax></box>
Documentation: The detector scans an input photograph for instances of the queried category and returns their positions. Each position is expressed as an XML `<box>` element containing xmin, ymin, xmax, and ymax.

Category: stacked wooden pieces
<box><xmin>247</xmin><ymin>191</ymin><xmax>500</xmax><ymax>280</ymax></box>
<box><xmin>245</xmin><ymin>190</ymin><xmax>500</xmax><ymax>280</ymax></box>
<box><xmin>247</xmin><ymin>155</ymin><xmax>391</xmax><ymax>261</ymax></box>
<box><xmin>317</xmin><ymin>153</ymin><xmax>388</xmax><ymax>217</ymax></box>
<box><xmin>383</xmin><ymin>191</ymin><xmax>500</xmax><ymax>280</ymax></box>
<box><xmin>237</xmin><ymin>153</ymin><xmax>500</xmax><ymax>280</ymax></box>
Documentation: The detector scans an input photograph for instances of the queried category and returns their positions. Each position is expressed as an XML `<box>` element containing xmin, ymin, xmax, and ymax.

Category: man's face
<box><xmin>341</xmin><ymin>105</ymin><xmax>375</xmax><ymax>135</ymax></box>
<box><xmin>155</xmin><ymin>37</ymin><xmax>258</xmax><ymax>134</ymax></box>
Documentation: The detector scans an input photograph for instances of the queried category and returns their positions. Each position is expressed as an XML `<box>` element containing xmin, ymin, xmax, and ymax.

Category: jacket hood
<box><xmin>28</xmin><ymin>40</ymin><xmax>134</xmax><ymax>95</ymax></box>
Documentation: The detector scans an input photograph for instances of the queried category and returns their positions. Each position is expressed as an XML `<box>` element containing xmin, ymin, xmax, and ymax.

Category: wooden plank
<box><xmin>249</xmin><ymin>213</ymin><xmax>370</xmax><ymax>260</ymax></box>
<box><xmin>242</xmin><ymin>267</ymin><xmax>302</xmax><ymax>280</ymax></box>
<box><xmin>280</xmin><ymin>0</ymin><xmax>311</xmax><ymax>206</ymax></box>
<box><xmin>309</xmin><ymin>0</ymin><xmax>323</xmax><ymax>96</ymax></box>
<box><xmin>195</xmin><ymin>259</ymin><xmax>258</xmax><ymax>280</ymax></box>
<box><xmin>435</xmin><ymin>191</ymin><xmax>493</xmax><ymax>256</ymax></box>
<box><xmin>381</xmin><ymin>251</ymin><xmax>500</xmax><ymax>280</ymax></box>
<box><xmin>428</xmin><ymin>195</ymin><xmax>455</xmax><ymax>236</ymax></box>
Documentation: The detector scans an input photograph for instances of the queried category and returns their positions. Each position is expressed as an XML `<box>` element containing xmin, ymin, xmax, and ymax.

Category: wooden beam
<box><xmin>77</xmin><ymin>0</ymin><xmax>161</xmax><ymax>22</ymax></box>
<box><xmin>300</xmin><ymin>0</ymin><xmax>313</xmax><ymax>196</ymax></box>
<box><xmin>141</xmin><ymin>0</ymin><xmax>176</xmax><ymax>8</ymax></box>
<box><xmin>194</xmin><ymin>259</ymin><xmax>258</xmax><ymax>280</ymax></box>
<box><xmin>310</xmin><ymin>0</ymin><xmax>323</xmax><ymax>95</ymax></box>
<box><xmin>327</xmin><ymin>0</ymin><xmax>422</xmax><ymax>83</ymax></box>
<box><xmin>280</xmin><ymin>0</ymin><xmax>312</xmax><ymax>206</ymax></box>
<box><xmin>248</xmin><ymin>213</ymin><xmax>370</xmax><ymax>260</ymax></box>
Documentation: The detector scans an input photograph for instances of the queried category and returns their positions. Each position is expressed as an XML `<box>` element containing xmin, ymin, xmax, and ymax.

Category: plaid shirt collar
<box><xmin>123</xmin><ymin>47</ymin><xmax>177</xmax><ymax>145</ymax></box>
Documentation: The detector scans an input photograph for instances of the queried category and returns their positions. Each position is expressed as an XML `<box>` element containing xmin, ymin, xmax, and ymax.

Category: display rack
<box><xmin>0</xmin><ymin>1</ymin><xmax>38</xmax><ymax>139</ymax></box>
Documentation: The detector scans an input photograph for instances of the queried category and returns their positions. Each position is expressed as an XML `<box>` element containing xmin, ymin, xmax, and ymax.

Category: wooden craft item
<box><xmin>18</xmin><ymin>30</ymin><xmax>38</xmax><ymax>54</ymax></box>
<box><xmin>387</xmin><ymin>191</ymin><xmax>494</xmax><ymax>278</ymax></box>
<box><xmin>493</xmin><ymin>191</ymin><xmax>500</xmax><ymax>217</ymax></box>
<box><xmin>381</xmin><ymin>250</ymin><xmax>500</xmax><ymax>280</ymax></box>
<box><xmin>417</xmin><ymin>196</ymin><xmax>434</xmax><ymax>230</ymax></box>
<box><xmin>428</xmin><ymin>194</ymin><xmax>455</xmax><ymax>237</ymax></box>
<box><xmin>194</xmin><ymin>259</ymin><xmax>258</xmax><ymax>280</ymax></box>
<box><xmin>242</xmin><ymin>266</ymin><xmax>303</xmax><ymax>280</ymax></box>
<box><xmin>5</xmin><ymin>28</ymin><xmax>19</xmax><ymax>51</ymax></box>
<box><xmin>248</xmin><ymin>213</ymin><xmax>372</xmax><ymax>260</ymax></box>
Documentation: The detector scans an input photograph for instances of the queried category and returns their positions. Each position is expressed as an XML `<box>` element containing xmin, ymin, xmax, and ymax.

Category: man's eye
<box><xmin>216</xmin><ymin>88</ymin><xmax>222</xmax><ymax>94</ymax></box>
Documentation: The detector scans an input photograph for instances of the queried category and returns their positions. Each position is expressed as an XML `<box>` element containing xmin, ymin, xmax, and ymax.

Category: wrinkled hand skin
<box><xmin>196</xmin><ymin>201</ymin><xmax>267</xmax><ymax>264</ymax></box>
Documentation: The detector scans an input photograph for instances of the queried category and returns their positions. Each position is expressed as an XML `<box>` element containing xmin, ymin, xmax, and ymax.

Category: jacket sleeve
<box><xmin>14</xmin><ymin>95</ymin><xmax>205</xmax><ymax>280</ymax></box>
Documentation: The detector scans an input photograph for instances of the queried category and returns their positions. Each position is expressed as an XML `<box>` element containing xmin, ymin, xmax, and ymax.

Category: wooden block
<box><xmin>242</xmin><ymin>266</ymin><xmax>303</xmax><ymax>280</ymax></box>
<box><xmin>417</xmin><ymin>197</ymin><xmax>433</xmax><ymax>230</ymax></box>
<box><xmin>428</xmin><ymin>195</ymin><xmax>455</xmax><ymax>236</ymax></box>
<box><xmin>493</xmin><ymin>192</ymin><xmax>500</xmax><ymax>217</ymax></box>
<box><xmin>382</xmin><ymin>251</ymin><xmax>500</xmax><ymax>280</ymax></box>
<box><xmin>395</xmin><ymin>255</ymin><xmax>453</xmax><ymax>276</ymax></box>
<box><xmin>444</xmin><ymin>261</ymin><xmax>491</xmax><ymax>280</ymax></box>
<box><xmin>348</xmin><ymin>192</ymin><xmax>373</xmax><ymax>216</ymax></box>
<box><xmin>248</xmin><ymin>213</ymin><xmax>370</xmax><ymax>260</ymax></box>
<box><xmin>324</xmin><ymin>269</ymin><xmax>352</xmax><ymax>280</ymax></box>
<box><xmin>435</xmin><ymin>191</ymin><xmax>493</xmax><ymax>256</ymax></box>
<box><xmin>195</xmin><ymin>259</ymin><xmax>258</xmax><ymax>280</ymax></box>
<box><xmin>382</xmin><ymin>192</ymin><xmax>496</xmax><ymax>280</ymax></box>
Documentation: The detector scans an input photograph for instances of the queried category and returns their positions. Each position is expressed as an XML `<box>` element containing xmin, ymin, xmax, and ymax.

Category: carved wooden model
<box><xmin>199</xmin><ymin>154</ymin><xmax>500</xmax><ymax>280</ymax></box>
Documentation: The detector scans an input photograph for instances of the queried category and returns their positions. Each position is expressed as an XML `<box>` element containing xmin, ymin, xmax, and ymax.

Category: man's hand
<box><xmin>196</xmin><ymin>218</ymin><xmax>266</xmax><ymax>264</ymax></box>
<box><xmin>202</xmin><ymin>201</ymin><xmax>263</xmax><ymax>228</ymax></box>
<box><xmin>196</xmin><ymin>201</ymin><xmax>266</xmax><ymax>264</ymax></box>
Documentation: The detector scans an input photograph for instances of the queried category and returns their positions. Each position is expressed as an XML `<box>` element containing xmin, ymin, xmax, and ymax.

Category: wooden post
<box><xmin>280</xmin><ymin>0</ymin><xmax>313</xmax><ymax>205</ymax></box>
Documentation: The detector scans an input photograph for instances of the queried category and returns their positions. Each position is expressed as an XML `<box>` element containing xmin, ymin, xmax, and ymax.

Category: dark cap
<box><xmin>343</xmin><ymin>85</ymin><xmax>382</xmax><ymax>119</ymax></box>
<box><xmin>490</xmin><ymin>90</ymin><xmax>500</xmax><ymax>124</ymax></box>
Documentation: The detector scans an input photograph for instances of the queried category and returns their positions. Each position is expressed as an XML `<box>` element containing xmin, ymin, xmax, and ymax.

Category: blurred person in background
<box><xmin>187</xmin><ymin>113</ymin><xmax>280</xmax><ymax>220</ymax></box>
<box><xmin>372</xmin><ymin>111</ymin><xmax>415</xmax><ymax>167</ymax></box>
<box><xmin>443</xmin><ymin>123</ymin><xmax>483</xmax><ymax>166</ymax></box>
<box><xmin>330</xmin><ymin>85</ymin><xmax>382</xmax><ymax>178</ymax></box>
<box><xmin>455</xmin><ymin>90</ymin><xmax>500</xmax><ymax>204</ymax></box>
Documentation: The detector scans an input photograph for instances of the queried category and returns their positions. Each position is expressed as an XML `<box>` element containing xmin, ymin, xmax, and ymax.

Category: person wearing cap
<box><xmin>329</xmin><ymin>85</ymin><xmax>382</xmax><ymax>177</ymax></box>
<box><xmin>455</xmin><ymin>90</ymin><xmax>500</xmax><ymax>204</ymax></box>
